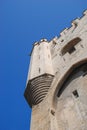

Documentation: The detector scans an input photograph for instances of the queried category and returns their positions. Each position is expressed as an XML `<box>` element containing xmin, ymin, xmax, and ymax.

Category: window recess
<box><xmin>61</xmin><ymin>37</ymin><xmax>81</xmax><ymax>55</ymax></box>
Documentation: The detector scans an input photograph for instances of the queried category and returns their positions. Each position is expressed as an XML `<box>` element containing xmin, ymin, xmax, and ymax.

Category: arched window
<box><xmin>57</xmin><ymin>63</ymin><xmax>87</xmax><ymax>98</ymax></box>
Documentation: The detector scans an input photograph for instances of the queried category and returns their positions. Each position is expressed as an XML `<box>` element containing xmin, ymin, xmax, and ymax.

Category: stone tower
<box><xmin>24</xmin><ymin>10</ymin><xmax>87</xmax><ymax>130</ymax></box>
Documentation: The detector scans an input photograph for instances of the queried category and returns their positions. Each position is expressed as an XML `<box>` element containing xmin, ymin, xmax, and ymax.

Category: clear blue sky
<box><xmin>0</xmin><ymin>0</ymin><xmax>87</xmax><ymax>130</ymax></box>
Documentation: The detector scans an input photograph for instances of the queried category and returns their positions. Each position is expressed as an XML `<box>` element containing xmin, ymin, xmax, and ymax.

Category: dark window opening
<box><xmin>83</xmin><ymin>72</ymin><xmax>87</xmax><ymax>76</ymax></box>
<box><xmin>39</xmin><ymin>68</ymin><xmax>41</xmax><ymax>73</ymax></box>
<box><xmin>68</xmin><ymin>46</ymin><xmax>76</xmax><ymax>54</ymax></box>
<box><xmin>82</xmin><ymin>64</ymin><xmax>87</xmax><ymax>72</ymax></box>
<box><xmin>82</xmin><ymin>64</ymin><xmax>87</xmax><ymax>77</ymax></box>
<box><xmin>72</xmin><ymin>90</ymin><xmax>79</xmax><ymax>98</ymax></box>
<box><xmin>51</xmin><ymin>109</ymin><xmax>55</xmax><ymax>116</ymax></box>
<box><xmin>61</xmin><ymin>37</ymin><xmax>81</xmax><ymax>55</ymax></box>
<box><xmin>61</xmin><ymin>39</ymin><xmax>64</xmax><ymax>42</ymax></box>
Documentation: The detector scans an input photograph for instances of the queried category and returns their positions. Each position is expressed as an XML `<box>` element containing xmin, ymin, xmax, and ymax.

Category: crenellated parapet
<box><xmin>24</xmin><ymin>10</ymin><xmax>87</xmax><ymax>130</ymax></box>
<box><xmin>48</xmin><ymin>10</ymin><xmax>87</xmax><ymax>72</ymax></box>
<box><xmin>24</xmin><ymin>10</ymin><xmax>87</xmax><ymax>108</ymax></box>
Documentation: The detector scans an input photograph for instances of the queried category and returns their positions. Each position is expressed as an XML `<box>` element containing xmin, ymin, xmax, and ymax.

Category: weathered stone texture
<box><xmin>24</xmin><ymin>10</ymin><xmax>87</xmax><ymax>130</ymax></box>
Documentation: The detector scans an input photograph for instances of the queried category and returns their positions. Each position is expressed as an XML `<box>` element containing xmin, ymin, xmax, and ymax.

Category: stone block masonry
<box><xmin>24</xmin><ymin>10</ymin><xmax>87</xmax><ymax>130</ymax></box>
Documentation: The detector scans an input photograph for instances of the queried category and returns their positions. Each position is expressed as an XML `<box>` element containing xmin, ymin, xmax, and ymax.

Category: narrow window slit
<box><xmin>51</xmin><ymin>109</ymin><xmax>55</xmax><ymax>116</ymax></box>
<box><xmin>39</xmin><ymin>68</ymin><xmax>41</xmax><ymax>73</ymax></box>
<box><xmin>61</xmin><ymin>39</ymin><xmax>64</xmax><ymax>42</ymax></box>
<box><xmin>72</xmin><ymin>90</ymin><xmax>79</xmax><ymax>98</ymax></box>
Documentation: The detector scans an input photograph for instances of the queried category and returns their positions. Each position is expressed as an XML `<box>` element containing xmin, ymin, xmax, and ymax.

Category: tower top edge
<box><xmin>33</xmin><ymin>38</ymin><xmax>48</xmax><ymax>46</ymax></box>
<box><xmin>29</xmin><ymin>9</ymin><xmax>87</xmax><ymax>56</ymax></box>
<box><xmin>49</xmin><ymin>9</ymin><xmax>87</xmax><ymax>42</ymax></box>
<box><xmin>29</xmin><ymin>38</ymin><xmax>48</xmax><ymax>56</ymax></box>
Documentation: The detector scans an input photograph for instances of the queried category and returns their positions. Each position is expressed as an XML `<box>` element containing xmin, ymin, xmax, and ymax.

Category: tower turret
<box><xmin>24</xmin><ymin>39</ymin><xmax>54</xmax><ymax>107</ymax></box>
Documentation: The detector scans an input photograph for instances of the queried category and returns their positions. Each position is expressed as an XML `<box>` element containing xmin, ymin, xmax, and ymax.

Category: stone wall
<box><xmin>24</xmin><ymin>10</ymin><xmax>87</xmax><ymax>130</ymax></box>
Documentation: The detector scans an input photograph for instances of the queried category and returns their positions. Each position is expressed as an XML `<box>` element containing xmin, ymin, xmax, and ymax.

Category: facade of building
<box><xmin>24</xmin><ymin>10</ymin><xmax>87</xmax><ymax>130</ymax></box>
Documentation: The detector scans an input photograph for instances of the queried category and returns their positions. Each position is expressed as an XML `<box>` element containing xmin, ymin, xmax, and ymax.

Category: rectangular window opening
<box><xmin>72</xmin><ymin>90</ymin><xmax>79</xmax><ymax>98</ymax></box>
<box><xmin>68</xmin><ymin>46</ymin><xmax>76</xmax><ymax>54</ymax></box>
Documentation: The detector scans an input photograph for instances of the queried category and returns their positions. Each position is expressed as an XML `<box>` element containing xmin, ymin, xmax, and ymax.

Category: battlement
<box><xmin>49</xmin><ymin>10</ymin><xmax>87</xmax><ymax>58</ymax></box>
<box><xmin>60</xmin><ymin>10</ymin><xmax>87</xmax><ymax>37</ymax></box>
<box><xmin>24</xmin><ymin>9</ymin><xmax>87</xmax><ymax>130</ymax></box>
<box><xmin>48</xmin><ymin>10</ymin><xmax>86</xmax><ymax>43</ymax></box>
<box><xmin>30</xmin><ymin>10</ymin><xmax>87</xmax><ymax>59</ymax></box>
<box><xmin>24</xmin><ymin>9</ymin><xmax>87</xmax><ymax>108</ymax></box>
